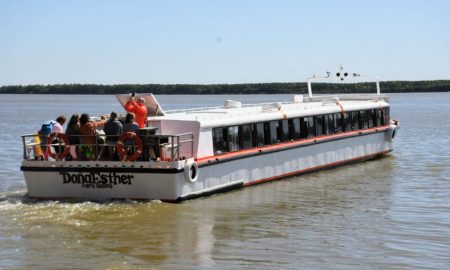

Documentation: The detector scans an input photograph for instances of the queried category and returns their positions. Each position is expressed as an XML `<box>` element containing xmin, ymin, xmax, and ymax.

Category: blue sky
<box><xmin>0</xmin><ymin>0</ymin><xmax>449</xmax><ymax>85</ymax></box>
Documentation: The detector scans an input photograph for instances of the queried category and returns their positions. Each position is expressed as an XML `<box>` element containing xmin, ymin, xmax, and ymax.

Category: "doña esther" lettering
<box><xmin>60</xmin><ymin>172</ymin><xmax>133</xmax><ymax>189</ymax></box>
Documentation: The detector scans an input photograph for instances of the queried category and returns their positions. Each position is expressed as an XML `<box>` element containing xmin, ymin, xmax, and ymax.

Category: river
<box><xmin>0</xmin><ymin>93</ymin><xmax>449</xmax><ymax>269</ymax></box>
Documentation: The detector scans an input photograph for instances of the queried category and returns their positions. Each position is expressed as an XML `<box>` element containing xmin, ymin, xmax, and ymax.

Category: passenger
<box><xmin>122</xmin><ymin>112</ymin><xmax>140</xmax><ymax>134</ymax></box>
<box><xmin>103</xmin><ymin>112</ymin><xmax>123</xmax><ymax>160</ymax></box>
<box><xmin>79</xmin><ymin>113</ymin><xmax>107</xmax><ymax>160</ymax></box>
<box><xmin>65</xmin><ymin>114</ymin><xmax>80</xmax><ymax>160</ymax></box>
<box><xmin>124</xmin><ymin>96</ymin><xmax>147</xmax><ymax>128</ymax></box>
<box><xmin>39</xmin><ymin>115</ymin><xmax>66</xmax><ymax>159</ymax></box>
<box><xmin>121</xmin><ymin>112</ymin><xmax>140</xmax><ymax>158</ymax></box>
<box><xmin>40</xmin><ymin>115</ymin><xmax>66</xmax><ymax>136</ymax></box>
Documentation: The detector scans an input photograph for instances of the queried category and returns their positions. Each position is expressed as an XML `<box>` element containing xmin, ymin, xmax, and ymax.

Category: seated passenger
<box><xmin>122</xmin><ymin>112</ymin><xmax>139</xmax><ymax>134</ymax></box>
<box><xmin>79</xmin><ymin>113</ymin><xmax>106</xmax><ymax>160</ymax></box>
<box><xmin>65</xmin><ymin>114</ymin><xmax>80</xmax><ymax>160</ymax></box>
<box><xmin>122</xmin><ymin>113</ymin><xmax>140</xmax><ymax>156</ymax></box>
<box><xmin>103</xmin><ymin>112</ymin><xmax>122</xmax><ymax>160</ymax></box>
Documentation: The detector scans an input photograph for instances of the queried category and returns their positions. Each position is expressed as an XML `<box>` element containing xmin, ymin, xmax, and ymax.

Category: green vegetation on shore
<box><xmin>0</xmin><ymin>80</ymin><xmax>449</xmax><ymax>95</ymax></box>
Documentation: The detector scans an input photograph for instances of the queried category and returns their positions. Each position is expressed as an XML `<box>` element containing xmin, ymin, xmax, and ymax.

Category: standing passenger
<box><xmin>124</xmin><ymin>96</ymin><xmax>147</xmax><ymax>128</ymax></box>
<box><xmin>39</xmin><ymin>115</ymin><xmax>66</xmax><ymax>159</ymax></box>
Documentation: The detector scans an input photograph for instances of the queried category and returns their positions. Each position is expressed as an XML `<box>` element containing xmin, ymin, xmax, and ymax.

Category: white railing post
<box><xmin>307</xmin><ymin>78</ymin><xmax>313</xmax><ymax>98</ymax></box>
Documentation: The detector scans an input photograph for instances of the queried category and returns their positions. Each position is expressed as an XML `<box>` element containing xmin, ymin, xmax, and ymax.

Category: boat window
<box><xmin>213</xmin><ymin>128</ymin><xmax>227</xmax><ymax>155</ymax></box>
<box><xmin>302</xmin><ymin>116</ymin><xmax>314</xmax><ymax>138</ymax></box>
<box><xmin>351</xmin><ymin>111</ymin><xmax>360</xmax><ymax>130</ymax></box>
<box><xmin>334</xmin><ymin>113</ymin><xmax>343</xmax><ymax>133</ymax></box>
<box><xmin>300</xmin><ymin>118</ymin><xmax>307</xmax><ymax>138</ymax></box>
<box><xmin>315</xmin><ymin>115</ymin><xmax>324</xmax><ymax>136</ymax></box>
<box><xmin>384</xmin><ymin>107</ymin><xmax>390</xmax><ymax>124</ymax></box>
<box><xmin>367</xmin><ymin>110</ymin><xmax>376</xmax><ymax>128</ymax></box>
<box><xmin>240</xmin><ymin>124</ymin><xmax>254</xmax><ymax>150</ymax></box>
<box><xmin>227</xmin><ymin>126</ymin><xmax>240</xmax><ymax>152</ymax></box>
<box><xmin>269</xmin><ymin>121</ymin><xmax>280</xmax><ymax>144</ymax></box>
<box><xmin>289</xmin><ymin>118</ymin><xmax>301</xmax><ymax>140</ymax></box>
<box><xmin>375</xmin><ymin>109</ymin><xmax>382</xmax><ymax>126</ymax></box>
<box><xmin>361</xmin><ymin>110</ymin><xmax>369</xmax><ymax>129</ymax></box>
<box><xmin>323</xmin><ymin>115</ymin><xmax>330</xmax><ymax>135</ymax></box>
<box><xmin>255</xmin><ymin>122</ymin><xmax>265</xmax><ymax>146</ymax></box>
<box><xmin>343</xmin><ymin>112</ymin><xmax>351</xmax><ymax>132</ymax></box>
<box><xmin>324</xmin><ymin>114</ymin><xmax>335</xmax><ymax>135</ymax></box>
<box><xmin>280</xmin><ymin>119</ymin><xmax>290</xmax><ymax>142</ymax></box>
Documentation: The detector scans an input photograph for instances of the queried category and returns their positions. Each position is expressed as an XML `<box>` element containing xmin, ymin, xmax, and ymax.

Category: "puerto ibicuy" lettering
<box><xmin>60</xmin><ymin>172</ymin><xmax>133</xmax><ymax>189</ymax></box>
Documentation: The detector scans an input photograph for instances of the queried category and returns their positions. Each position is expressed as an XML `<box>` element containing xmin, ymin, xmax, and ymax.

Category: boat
<box><xmin>20</xmin><ymin>69</ymin><xmax>400</xmax><ymax>202</ymax></box>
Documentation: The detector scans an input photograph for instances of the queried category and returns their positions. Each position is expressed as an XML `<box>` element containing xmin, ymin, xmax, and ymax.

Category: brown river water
<box><xmin>0</xmin><ymin>93</ymin><xmax>449</xmax><ymax>269</ymax></box>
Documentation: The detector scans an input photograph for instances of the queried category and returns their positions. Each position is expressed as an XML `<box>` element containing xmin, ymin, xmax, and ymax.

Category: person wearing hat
<box><xmin>124</xmin><ymin>95</ymin><xmax>148</xmax><ymax>128</ymax></box>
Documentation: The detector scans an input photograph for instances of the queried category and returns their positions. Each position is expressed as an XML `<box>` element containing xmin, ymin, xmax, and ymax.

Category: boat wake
<box><xmin>0</xmin><ymin>190</ymin><xmax>161</xmax><ymax>211</ymax></box>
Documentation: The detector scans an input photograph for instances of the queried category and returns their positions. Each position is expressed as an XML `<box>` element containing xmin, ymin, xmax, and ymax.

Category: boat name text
<box><xmin>60</xmin><ymin>172</ymin><xmax>133</xmax><ymax>189</ymax></box>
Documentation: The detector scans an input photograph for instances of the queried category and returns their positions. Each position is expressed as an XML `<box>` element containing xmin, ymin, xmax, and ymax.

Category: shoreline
<box><xmin>1</xmin><ymin>80</ymin><xmax>449</xmax><ymax>94</ymax></box>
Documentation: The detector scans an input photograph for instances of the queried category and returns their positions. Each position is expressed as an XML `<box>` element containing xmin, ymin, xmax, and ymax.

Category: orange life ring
<box><xmin>116</xmin><ymin>132</ymin><xmax>143</xmax><ymax>161</ymax></box>
<box><xmin>46</xmin><ymin>132</ymin><xmax>70</xmax><ymax>160</ymax></box>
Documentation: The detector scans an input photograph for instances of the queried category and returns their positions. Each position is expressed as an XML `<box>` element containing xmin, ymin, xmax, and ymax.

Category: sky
<box><xmin>0</xmin><ymin>0</ymin><xmax>449</xmax><ymax>85</ymax></box>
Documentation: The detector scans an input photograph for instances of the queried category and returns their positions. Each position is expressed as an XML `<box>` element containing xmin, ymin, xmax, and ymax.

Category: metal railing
<box><xmin>21</xmin><ymin>132</ymin><xmax>194</xmax><ymax>162</ymax></box>
<box><xmin>165</xmin><ymin>101</ymin><xmax>294</xmax><ymax>114</ymax></box>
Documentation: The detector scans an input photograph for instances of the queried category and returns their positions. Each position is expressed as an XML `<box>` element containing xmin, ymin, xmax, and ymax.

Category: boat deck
<box><xmin>153</xmin><ymin>94</ymin><xmax>389</xmax><ymax>127</ymax></box>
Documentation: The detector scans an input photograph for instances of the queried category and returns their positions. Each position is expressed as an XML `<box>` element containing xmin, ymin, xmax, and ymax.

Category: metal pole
<box><xmin>307</xmin><ymin>78</ymin><xmax>313</xmax><ymax>98</ymax></box>
<box><xmin>170</xmin><ymin>136</ymin><xmax>174</xmax><ymax>162</ymax></box>
<box><xmin>21</xmin><ymin>136</ymin><xmax>27</xmax><ymax>160</ymax></box>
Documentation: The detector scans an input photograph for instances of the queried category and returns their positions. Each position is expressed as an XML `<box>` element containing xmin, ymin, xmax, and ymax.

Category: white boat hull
<box><xmin>22</xmin><ymin>129</ymin><xmax>393</xmax><ymax>202</ymax></box>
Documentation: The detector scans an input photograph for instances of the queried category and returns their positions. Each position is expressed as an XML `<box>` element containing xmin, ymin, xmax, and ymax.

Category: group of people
<box><xmin>39</xmin><ymin>95</ymin><xmax>148</xmax><ymax>161</ymax></box>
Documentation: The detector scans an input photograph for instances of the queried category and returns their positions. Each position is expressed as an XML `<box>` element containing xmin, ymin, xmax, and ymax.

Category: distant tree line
<box><xmin>0</xmin><ymin>80</ymin><xmax>449</xmax><ymax>95</ymax></box>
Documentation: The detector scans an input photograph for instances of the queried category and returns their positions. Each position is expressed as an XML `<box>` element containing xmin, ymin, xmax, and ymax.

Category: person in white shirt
<box><xmin>52</xmin><ymin>115</ymin><xmax>66</xmax><ymax>133</ymax></box>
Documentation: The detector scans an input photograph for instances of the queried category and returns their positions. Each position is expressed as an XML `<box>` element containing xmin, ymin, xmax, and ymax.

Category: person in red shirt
<box><xmin>124</xmin><ymin>97</ymin><xmax>148</xmax><ymax>128</ymax></box>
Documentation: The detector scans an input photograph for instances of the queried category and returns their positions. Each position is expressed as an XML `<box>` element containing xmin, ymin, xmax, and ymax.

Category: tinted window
<box><xmin>384</xmin><ymin>107</ymin><xmax>390</xmax><ymax>124</ymax></box>
<box><xmin>304</xmin><ymin>116</ymin><xmax>315</xmax><ymax>138</ymax></box>
<box><xmin>255</xmin><ymin>122</ymin><xmax>265</xmax><ymax>146</ymax></box>
<box><xmin>315</xmin><ymin>115</ymin><xmax>324</xmax><ymax>136</ymax></box>
<box><xmin>375</xmin><ymin>109</ymin><xmax>382</xmax><ymax>126</ymax></box>
<box><xmin>334</xmin><ymin>113</ymin><xmax>343</xmax><ymax>133</ymax></box>
<box><xmin>280</xmin><ymin>119</ymin><xmax>289</xmax><ymax>142</ymax></box>
<box><xmin>269</xmin><ymin>121</ymin><xmax>279</xmax><ymax>144</ymax></box>
<box><xmin>324</xmin><ymin>114</ymin><xmax>335</xmax><ymax>135</ymax></box>
<box><xmin>351</xmin><ymin>111</ymin><xmax>360</xmax><ymax>130</ymax></box>
<box><xmin>239</xmin><ymin>124</ymin><xmax>254</xmax><ymax>149</ymax></box>
<box><xmin>213</xmin><ymin>128</ymin><xmax>227</xmax><ymax>155</ymax></box>
<box><xmin>289</xmin><ymin>118</ymin><xmax>301</xmax><ymax>140</ymax></box>
<box><xmin>227</xmin><ymin>126</ymin><xmax>240</xmax><ymax>152</ymax></box>
<box><xmin>323</xmin><ymin>115</ymin><xmax>330</xmax><ymax>135</ymax></box>
<box><xmin>343</xmin><ymin>112</ymin><xmax>351</xmax><ymax>132</ymax></box>
<box><xmin>368</xmin><ymin>110</ymin><xmax>374</xmax><ymax>128</ymax></box>
<box><xmin>300</xmin><ymin>118</ymin><xmax>307</xmax><ymax>138</ymax></box>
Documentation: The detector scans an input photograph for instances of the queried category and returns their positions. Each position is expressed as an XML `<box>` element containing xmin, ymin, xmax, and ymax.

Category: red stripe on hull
<box><xmin>243</xmin><ymin>149</ymin><xmax>392</xmax><ymax>187</ymax></box>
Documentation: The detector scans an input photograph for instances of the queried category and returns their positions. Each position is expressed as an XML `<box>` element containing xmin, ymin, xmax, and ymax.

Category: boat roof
<box><xmin>148</xmin><ymin>94</ymin><xmax>390</xmax><ymax>128</ymax></box>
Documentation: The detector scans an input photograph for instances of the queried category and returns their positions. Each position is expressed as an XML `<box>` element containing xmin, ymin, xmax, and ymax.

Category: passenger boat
<box><xmin>20</xmin><ymin>70</ymin><xmax>400</xmax><ymax>202</ymax></box>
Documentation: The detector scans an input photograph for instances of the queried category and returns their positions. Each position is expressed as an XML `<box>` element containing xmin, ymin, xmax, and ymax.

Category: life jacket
<box><xmin>40</xmin><ymin>120</ymin><xmax>56</xmax><ymax>136</ymax></box>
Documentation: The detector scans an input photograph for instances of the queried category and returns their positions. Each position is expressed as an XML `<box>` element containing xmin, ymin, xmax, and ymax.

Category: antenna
<box><xmin>307</xmin><ymin>66</ymin><xmax>381</xmax><ymax>97</ymax></box>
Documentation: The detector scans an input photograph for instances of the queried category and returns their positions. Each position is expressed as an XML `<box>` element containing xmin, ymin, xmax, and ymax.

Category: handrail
<box><xmin>21</xmin><ymin>132</ymin><xmax>194</xmax><ymax>162</ymax></box>
<box><xmin>307</xmin><ymin>75</ymin><xmax>381</xmax><ymax>98</ymax></box>
<box><xmin>165</xmin><ymin>101</ymin><xmax>294</xmax><ymax>114</ymax></box>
